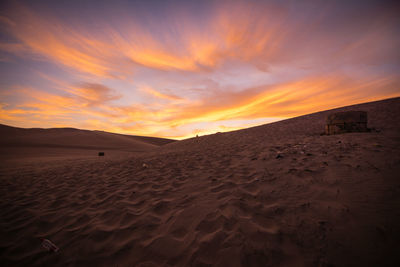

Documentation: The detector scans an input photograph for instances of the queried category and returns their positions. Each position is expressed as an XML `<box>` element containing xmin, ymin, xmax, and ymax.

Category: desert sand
<box><xmin>0</xmin><ymin>97</ymin><xmax>399</xmax><ymax>266</ymax></box>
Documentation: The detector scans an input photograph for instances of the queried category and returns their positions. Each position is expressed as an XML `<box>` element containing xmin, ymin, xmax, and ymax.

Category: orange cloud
<box><xmin>67</xmin><ymin>83</ymin><xmax>121</xmax><ymax>107</ymax></box>
<box><xmin>152</xmin><ymin>74</ymin><xmax>400</xmax><ymax>129</ymax></box>
<box><xmin>1</xmin><ymin>0</ymin><xmax>398</xmax><ymax>78</ymax></box>
<box><xmin>140</xmin><ymin>86</ymin><xmax>183</xmax><ymax>101</ymax></box>
<box><xmin>0</xmin><ymin>5</ymin><xmax>113</xmax><ymax>76</ymax></box>
<box><xmin>0</xmin><ymin>1</ymin><xmax>293</xmax><ymax>76</ymax></box>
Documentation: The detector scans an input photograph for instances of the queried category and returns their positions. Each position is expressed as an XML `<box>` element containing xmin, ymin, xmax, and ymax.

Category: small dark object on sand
<box><xmin>40</xmin><ymin>238</ymin><xmax>59</xmax><ymax>252</ymax></box>
<box><xmin>325</xmin><ymin>111</ymin><xmax>369</xmax><ymax>135</ymax></box>
<box><xmin>98</xmin><ymin>152</ymin><xmax>105</xmax><ymax>156</ymax></box>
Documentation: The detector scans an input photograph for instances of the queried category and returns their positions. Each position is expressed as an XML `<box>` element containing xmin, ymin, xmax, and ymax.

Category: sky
<box><xmin>0</xmin><ymin>0</ymin><xmax>399</xmax><ymax>139</ymax></box>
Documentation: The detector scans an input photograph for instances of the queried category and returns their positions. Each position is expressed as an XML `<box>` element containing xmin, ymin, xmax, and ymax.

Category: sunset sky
<box><xmin>0</xmin><ymin>0</ymin><xmax>399</xmax><ymax>139</ymax></box>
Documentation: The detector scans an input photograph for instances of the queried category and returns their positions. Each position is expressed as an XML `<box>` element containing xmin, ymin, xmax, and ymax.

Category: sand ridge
<box><xmin>0</xmin><ymin>124</ymin><xmax>175</xmax><ymax>151</ymax></box>
<box><xmin>0</xmin><ymin>125</ymin><xmax>175</xmax><ymax>165</ymax></box>
<box><xmin>0</xmin><ymin>97</ymin><xmax>399</xmax><ymax>266</ymax></box>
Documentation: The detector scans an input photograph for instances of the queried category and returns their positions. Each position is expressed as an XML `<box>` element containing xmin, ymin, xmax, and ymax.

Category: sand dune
<box><xmin>0</xmin><ymin>125</ymin><xmax>175</xmax><ymax>164</ymax></box>
<box><xmin>0</xmin><ymin>124</ymin><xmax>175</xmax><ymax>150</ymax></box>
<box><xmin>0</xmin><ymin>97</ymin><xmax>399</xmax><ymax>266</ymax></box>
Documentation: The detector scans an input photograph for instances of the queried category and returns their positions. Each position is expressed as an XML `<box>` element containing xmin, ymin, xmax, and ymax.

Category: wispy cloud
<box><xmin>140</xmin><ymin>86</ymin><xmax>183</xmax><ymax>101</ymax></box>
<box><xmin>0</xmin><ymin>1</ymin><xmax>315</xmax><ymax>75</ymax></box>
<box><xmin>67</xmin><ymin>83</ymin><xmax>121</xmax><ymax>107</ymax></box>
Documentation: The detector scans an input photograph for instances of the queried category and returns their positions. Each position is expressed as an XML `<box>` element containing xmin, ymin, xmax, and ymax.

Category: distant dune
<box><xmin>0</xmin><ymin>97</ymin><xmax>399</xmax><ymax>266</ymax></box>
<box><xmin>0</xmin><ymin>124</ymin><xmax>175</xmax><ymax>149</ymax></box>
<box><xmin>0</xmin><ymin>124</ymin><xmax>175</xmax><ymax>162</ymax></box>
